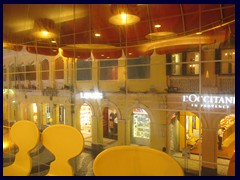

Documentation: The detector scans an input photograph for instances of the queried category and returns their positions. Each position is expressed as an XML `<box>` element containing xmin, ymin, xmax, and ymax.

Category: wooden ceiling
<box><xmin>3</xmin><ymin>4</ymin><xmax>235</xmax><ymax>58</ymax></box>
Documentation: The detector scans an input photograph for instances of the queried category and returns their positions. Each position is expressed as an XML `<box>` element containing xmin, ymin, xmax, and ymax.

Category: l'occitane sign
<box><xmin>183</xmin><ymin>94</ymin><xmax>235</xmax><ymax>109</ymax></box>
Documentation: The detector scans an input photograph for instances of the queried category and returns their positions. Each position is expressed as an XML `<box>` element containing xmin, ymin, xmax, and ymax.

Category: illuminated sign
<box><xmin>183</xmin><ymin>94</ymin><xmax>235</xmax><ymax>109</ymax></box>
<box><xmin>80</xmin><ymin>92</ymin><xmax>103</xmax><ymax>99</ymax></box>
<box><xmin>3</xmin><ymin>89</ymin><xmax>14</xmax><ymax>95</ymax></box>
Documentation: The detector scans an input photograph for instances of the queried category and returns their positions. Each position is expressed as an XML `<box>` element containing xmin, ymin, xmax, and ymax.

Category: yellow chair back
<box><xmin>3</xmin><ymin>120</ymin><xmax>40</xmax><ymax>176</ymax></box>
<box><xmin>93</xmin><ymin>145</ymin><xmax>184</xmax><ymax>176</ymax></box>
<box><xmin>41</xmin><ymin>124</ymin><xmax>84</xmax><ymax>176</ymax></box>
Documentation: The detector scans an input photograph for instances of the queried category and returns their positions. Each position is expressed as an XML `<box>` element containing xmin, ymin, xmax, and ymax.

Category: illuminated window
<box><xmin>221</xmin><ymin>49</ymin><xmax>235</xmax><ymax>74</ymax></box>
<box><xmin>186</xmin><ymin>52</ymin><xmax>199</xmax><ymax>75</ymax></box>
<box><xmin>171</xmin><ymin>54</ymin><xmax>182</xmax><ymax>75</ymax></box>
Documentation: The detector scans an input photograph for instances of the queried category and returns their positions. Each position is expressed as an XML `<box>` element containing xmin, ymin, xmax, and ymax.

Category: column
<box><xmin>201</xmin><ymin>127</ymin><xmax>218</xmax><ymax>176</ymax></box>
<box><xmin>125</xmin><ymin>119</ymin><xmax>131</xmax><ymax>145</ymax></box>
<box><xmin>91</xmin><ymin>115</ymin><xmax>104</xmax><ymax>155</ymax></box>
<box><xmin>64</xmin><ymin>105</ymin><xmax>72</xmax><ymax>126</ymax></box>
<box><xmin>117</xmin><ymin>119</ymin><xmax>126</xmax><ymax>145</ymax></box>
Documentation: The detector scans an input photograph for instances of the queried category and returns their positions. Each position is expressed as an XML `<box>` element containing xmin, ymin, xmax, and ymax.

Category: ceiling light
<box><xmin>32</xmin><ymin>18</ymin><xmax>57</xmax><ymax>39</ymax></box>
<box><xmin>145</xmin><ymin>32</ymin><xmax>177</xmax><ymax>40</ymax></box>
<box><xmin>155</xmin><ymin>24</ymin><xmax>161</xmax><ymax>28</ymax></box>
<box><xmin>95</xmin><ymin>33</ymin><xmax>101</xmax><ymax>37</ymax></box>
<box><xmin>109</xmin><ymin>13</ymin><xmax>140</xmax><ymax>26</ymax></box>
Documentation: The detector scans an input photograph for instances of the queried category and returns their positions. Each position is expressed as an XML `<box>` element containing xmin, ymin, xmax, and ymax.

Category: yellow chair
<box><xmin>3</xmin><ymin>120</ymin><xmax>40</xmax><ymax>176</ymax></box>
<box><xmin>227</xmin><ymin>152</ymin><xmax>235</xmax><ymax>176</ymax></box>
<box><xmin>41</xmin><ymin>124</ymin><xmax>84</xmax><ymax>176</ymax></box>
<box><xmin>93</xmin><ymin>145</ymin><xmax>184</xmax><ymax>176</ymax></box>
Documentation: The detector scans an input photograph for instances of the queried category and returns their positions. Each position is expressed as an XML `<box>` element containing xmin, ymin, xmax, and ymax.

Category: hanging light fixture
<box><xmin>32</xmin><ymin>18</ymin><xmax>57</xmax><ymax>39</ymax></box>
<box><xmin>109</xmin><ymin>4</ymin><xmax>140</xmax><ymax>26</ymax></box>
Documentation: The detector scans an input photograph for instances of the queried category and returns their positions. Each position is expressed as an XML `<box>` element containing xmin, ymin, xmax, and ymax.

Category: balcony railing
<box><xmin>168</xmin><ymin>75</ymin><xmax>235</xmax><ymax>94</ymax></box>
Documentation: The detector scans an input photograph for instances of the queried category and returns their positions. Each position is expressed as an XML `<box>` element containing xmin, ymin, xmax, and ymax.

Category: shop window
<box><xmin>171</xmin><ymin>53</ymin><xmax>182</xmax><ymax>75</ymax></box>
<box><xmin>100</xmin><ymin>60</ymin><xmax>118</xmax><ymax>80</ymax></box>
<box><xmin>127</xmin><ymin>57</ymin><xmax>150</xmax><ymax>79</ymax></box>
<box><xmin>76</xmin><ymin>60</ymin><xmax>92</xmax><ymax>80</ymax></box>
<box><xmin>46</xmin><ymin>104</ymin><xmax>51</xmax><ymax>125</ymax></box>
<box><xmin>32</xmin><ymin>103</ymin><xmax>37</xmax><ymax>123</ymax></box>
<box><xmin>55</xmin><ymin>57</ymin><xmax>64</xmax><ymax>79</ymax></box>
<box><xmin>221</xmin><ymin>49</ymin><xmax>235</xmax><ymax>75</ymax></box>
<box><xmin>26</xmin><ymin>64</ymin><xmax>36</xmax><ymax>81</ymax></box>
<box><xmin>59</xmin><ymin>105</ymin><xmax>65</xmax><ymax>124</ymax></box>
<box><xmin>80</xmin><ymin>103</ymin><xmax>92</xmax><ymax>134</ymax></box>
<box><xmin>186</xmin><ymin>52</ymin><xmax>199</xmax><ymax>75</ymax></box>
<box><xmin>41</xmin><ymin>59</ymin><xmax>49</xmax><ymax>80</ymax></box>
<box><xmin>131</xmin><ymin>108</ymin><xmax>150</xmax><ymax>146</ymax></box>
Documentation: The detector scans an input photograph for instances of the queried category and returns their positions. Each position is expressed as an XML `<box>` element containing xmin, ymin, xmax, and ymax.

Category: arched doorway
<box><xmin>130</xmin><ymin>108</ymin><xmax>150</xmax><ymax>146</ymax></box>
<box><xmin>102</xmin><ymin>107</ymin><xmax>118</xmax><ymax>140</ymax></box>
<box><xmin>169</xmin><ymin>111</ymin><xmax>202</xmax><ymax>155</ymax></box>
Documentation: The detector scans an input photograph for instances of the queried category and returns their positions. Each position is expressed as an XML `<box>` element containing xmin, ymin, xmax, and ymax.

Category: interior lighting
<box><xmin>3</xmin><ymin>141</ymin><xmax>9</xmax><ymax>150</ymax></box>
<box><xmin>58</xmin><ymin>48</ymin><xmax>63</xmax><ymax>56</ymax></box>
<box><xmin>155</xmin><ymin>24</ymin><xmax>161</xmax><ymax>28</ymax></box>
<box><xmin>109</xmin><ymin>13</ymin><xmax>140</xmax><ymax>26</ymax></box>
<box><xmin>32</xmin><ymin>18</ymin><xmax>57</xmax><ymax>39</ymax></box>
<box><xmin>196</xmin><ymin>32</ymin><xmax>202</xmax><ymax>35</ymax></box>
<box><xmin>95</xmin><ymin>33</ymin><xmax>101</xmax><ymax>37</ymax></box>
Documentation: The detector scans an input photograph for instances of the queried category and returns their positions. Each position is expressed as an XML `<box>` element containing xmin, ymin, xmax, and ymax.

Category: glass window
<box><xmin>41</xmin><ymin>59</ymin><xmax>49</xmax><ymax>80</ymax></box>
<box><xmin>100</xmin><ymin>60</ymin><xmax>118</xmax><ymax>80</ymax></box>
<box><xmin>76</xmin><ymin>60</ymin><xmax>92</xmax><ymax>80</ymax></box>
<box><xmin>9</xmin><ymin>65</ymin><xmax>15</xmax><ymax>81</ymax></box>
<box><xmin>127</xmin><ymin>56</ymin><xmax>150</xmax><ymax>79</ymax></box>
<box><xmin>15</xmin><ymin>65</ymin><xmax>25</xmax><ymax>81</ymax></box>
<box><xmin>221</xmin><ymin>49</ymin><xmax>235</xmax><ymax>74</ymax></box>
<box><xmin>186</xmin><ymin>52</ymin><xmax>199</xmax><ymax>75</ymax></box>
<box><xmin>55</xmin><ymin>57</ymin><xmax>64</xmax><ymax>79</ymax></box>
<box><xmin>26</xmin><ymin>64</ymin><xmax>36</xmax><ymax>80</ymax></box>
<box><xmin>3</xmin><ymin>67</ymin><xmax>6</xmax><ymax>82</ymax></box>
<box><xmin>171</xmin><ymin>53</ymin><xmax>182</xmax><ymax>75</ymax></box>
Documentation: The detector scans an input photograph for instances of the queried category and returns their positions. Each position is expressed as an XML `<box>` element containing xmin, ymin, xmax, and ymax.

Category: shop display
<box><xmin>80</xmin><ymin>104</ymin><xmax>92</xmax><ymax>134</ymax></box>
<box><xmin>132</xmin><ymin>109</ymin><xmax>150</xmax><ymax>139</ymax></box>
<box><xmin>220</xmin><ymin>114</ymin><xmax>235</xmax><ymax>129</ymax></box>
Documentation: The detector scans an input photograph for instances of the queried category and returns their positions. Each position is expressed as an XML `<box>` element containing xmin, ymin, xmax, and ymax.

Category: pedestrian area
<box><xmin>3</xmin><ymin>135</ymin><xmax>231</xmax><ymax>176</ymax></box>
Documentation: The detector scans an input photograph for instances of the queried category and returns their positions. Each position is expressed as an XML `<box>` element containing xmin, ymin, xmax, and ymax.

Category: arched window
<box><xmin>41</xmin><ymin>59</ymin><xmax>49</xmax><ymax>80</ymax></box>
<box><xmin>55</xmin><ymin>57</ymin><xmax>64</xmax><ymax>79</ymax></box>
